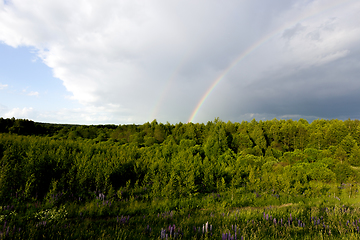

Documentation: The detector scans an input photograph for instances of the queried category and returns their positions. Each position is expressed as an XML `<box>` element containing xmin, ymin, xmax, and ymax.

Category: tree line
<box><xmin>0</xmin><ymin>117</ymin><xmax>359</xmax><ymax>204</ymax></box>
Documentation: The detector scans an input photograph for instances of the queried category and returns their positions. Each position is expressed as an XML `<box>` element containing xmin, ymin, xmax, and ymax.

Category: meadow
<box><xmin>1</xmin><ymin>117</ymin><xmax>360</xmax><ymax>239</ymax></box>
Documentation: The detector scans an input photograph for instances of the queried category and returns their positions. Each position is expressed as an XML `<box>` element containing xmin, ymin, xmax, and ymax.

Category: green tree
<box><xmin>349</xmin><ymin>143</ymin><xmax>360</xmax><ymax>166</ymax></box>
<box><xmin>335</xmin><ymin>146</ymin><xmax>347</xmax><ymax>163</ymax></box>
<box><xmin>154</xmin><ymin>124</ymin><xmax>166</xmax><ymax>143</ymax></box>
<box><xmin>340</xmin><ymin>134</ymin><xmax>356</xmax><ymax>157</ymax></box>
<box><xmin>204</xmin><ymin>120</ymin><xmax>228</xmax><ymax>160</ymax></box>
<box><xmin>250</xmin><ymin>125</ymin><xmax>267</xmax><ymax>151</ymax></box>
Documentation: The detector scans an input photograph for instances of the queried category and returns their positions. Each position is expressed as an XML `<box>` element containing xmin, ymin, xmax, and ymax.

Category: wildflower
<box><xmin>160</xmin><ymin>228</ymin><xmax>166</xmax><ymax>239</ymax></box>
<box><xmin>170</xmin><ymin>225</ymin><xmax>173</xmax><ymax>236</ymax></box>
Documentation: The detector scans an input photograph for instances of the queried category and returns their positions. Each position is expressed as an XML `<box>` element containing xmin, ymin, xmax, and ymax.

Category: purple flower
<box><xmin>160</xmin><ymin>228</ymin><xmax>166</xmax><ymax>239</ymax></box>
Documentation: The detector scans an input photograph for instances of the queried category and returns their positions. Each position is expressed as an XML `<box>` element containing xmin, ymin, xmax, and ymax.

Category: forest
<box><xmin>1</xmin><ymin>117</ymin><xmax>360</xmax><ymax>239</ymax></box>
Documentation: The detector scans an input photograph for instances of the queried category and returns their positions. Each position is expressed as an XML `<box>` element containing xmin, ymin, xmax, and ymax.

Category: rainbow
<box><xmin>150</xmin><ymin>49</ymin><xmax>194</xmax><ymax>121</ymax></box>
<box><xmin>187</xmin><ymin>0</ymin><xmax>353</xmax><ymax>123</ymax></box>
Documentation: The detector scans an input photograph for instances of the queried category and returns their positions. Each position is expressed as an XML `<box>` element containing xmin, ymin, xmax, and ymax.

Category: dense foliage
<box><xmin>1</xmin><ymin>117</ymin><xmax>360</xmax><ymax>239</ymax></box>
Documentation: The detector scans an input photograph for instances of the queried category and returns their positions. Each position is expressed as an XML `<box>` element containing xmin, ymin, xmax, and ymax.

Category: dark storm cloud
<box><xmin>240</xmin><ymin>50</ymin><xmax>360</xmax><ymax>120</ymax></box>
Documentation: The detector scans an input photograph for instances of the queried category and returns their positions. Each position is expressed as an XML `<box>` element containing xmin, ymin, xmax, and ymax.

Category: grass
<box><xmin>1</xmin><ymin>184</ymin><xmax>360</xmax><ymax>239</ymax></box>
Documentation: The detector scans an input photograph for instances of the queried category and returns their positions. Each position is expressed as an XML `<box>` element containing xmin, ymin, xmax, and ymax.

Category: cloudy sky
<box><xmin>1</xmin><ymin>0</ymin><xmax>360</xmax><ymax>125</ymax></box>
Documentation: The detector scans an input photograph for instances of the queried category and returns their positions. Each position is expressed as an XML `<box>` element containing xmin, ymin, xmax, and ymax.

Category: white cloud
<box><xmin>22</xmin><ymin>89</ymin><xmax>39</xmax><ymax>97</ymax></box>
<box><xmin>0</xmin><ymin>83</ymin><xmax>8</xmax><ymax>90</ymax></box>
<box><xmin>27</xmin><ymin>91</ymin><xmax>39</xmax><ymax>97</ymax></box>
<box><xmin>3</xmin><ymin>107</ymin><xmax>35</xmax><ymax>119</ymax></box>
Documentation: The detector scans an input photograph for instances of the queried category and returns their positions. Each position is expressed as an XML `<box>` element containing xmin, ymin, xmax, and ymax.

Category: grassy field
<box><xmin>2</xmin><ymin>184</ymin><xmax>360</xmax><ymax>239</ymax></box>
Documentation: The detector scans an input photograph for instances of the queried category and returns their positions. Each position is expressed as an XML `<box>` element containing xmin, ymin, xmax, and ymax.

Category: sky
<box><xmin>1</xmin><ymin>0</ymin><xmax>360</xmax><ymax>125</ymax></box>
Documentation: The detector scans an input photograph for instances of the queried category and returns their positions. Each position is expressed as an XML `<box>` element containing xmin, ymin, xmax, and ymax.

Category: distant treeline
<box><xmin>0</xmin><ymin>117</ymin><xmax>360</xmax><ymax>203</ymax></box>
